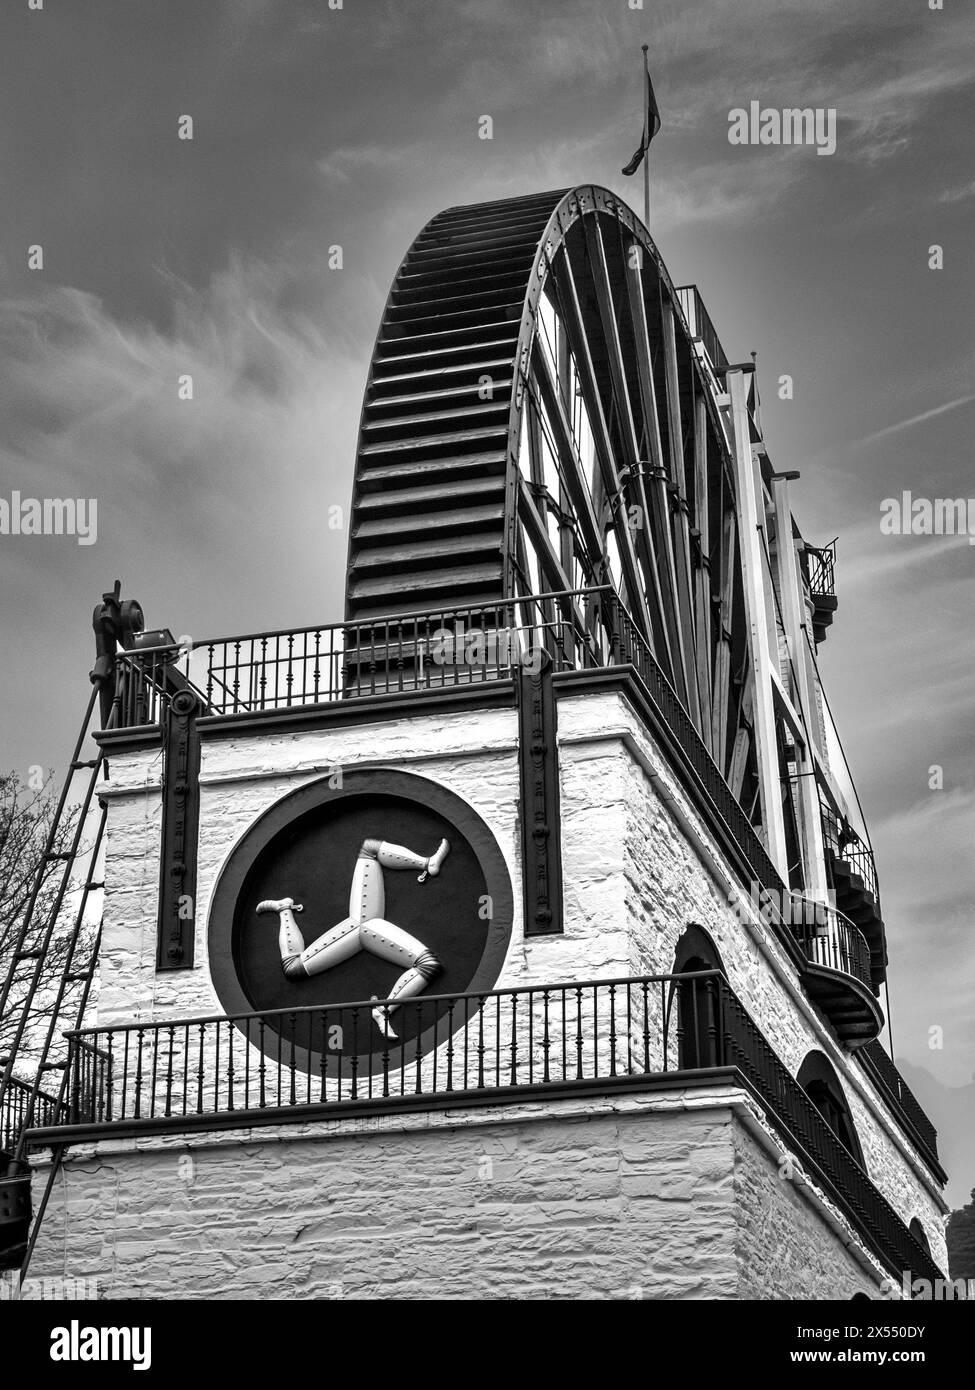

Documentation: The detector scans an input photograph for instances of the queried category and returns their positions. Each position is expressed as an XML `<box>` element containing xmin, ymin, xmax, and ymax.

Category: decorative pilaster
<box><xmin>156</xmin><ymin>690</ymin><xmax>201</xmax><ymax>970</ymax></box>
<box><xmin>518</xmin><ymin>655</ymin><xmax>564</xmax><ymax>935</ymax></box>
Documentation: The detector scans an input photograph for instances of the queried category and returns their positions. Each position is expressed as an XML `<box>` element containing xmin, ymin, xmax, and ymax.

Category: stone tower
<box><xmin>5</xmin><ymin>187</ymin><xmax>949</xmax><ymax>1300</ymax></box>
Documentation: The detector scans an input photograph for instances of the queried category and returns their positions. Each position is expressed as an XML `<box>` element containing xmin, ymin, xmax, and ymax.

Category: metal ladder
<box><xmin>0</xmin><ymin>582</ymin><xmax>145</xmax><ymax>1281</ymax></box>
<box><xmin>0</xmin><ymin>684</ymin><xmax>113</xmax><ymax>1128</ymax></box>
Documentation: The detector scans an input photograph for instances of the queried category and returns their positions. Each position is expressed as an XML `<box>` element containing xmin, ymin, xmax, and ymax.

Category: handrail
<box><xmin>819</xmin><ymin>785</ymin><xmax>880</xmax><ymax>907</ymax></box>
<box><xmin>111</xmin><ymin>588</ymin><xmax>619</xmax><ymax>726</ymax></box>
<box><xmin>108</xmin><ymin>585</ymin><xmax>787</xmax><ymax>905</ymax></box>
<box><xmin>860</xmin><ymin>1039</ymin><xmax>939</xmax><ymax>1164</ymax></box>
<box><xmin>804</xmin><ymin>540</ymin><xmax>837</xmax><ymax>599</ymax></box>
<box><xmin>31</xmin><ymin>969</ymin><xmax>944</xmax><ymax>1287</ymax></box>
<box><xmin>791</xmin><ymin>904</ymin><xmax>873</xmax><ymax>991</ymax></box>
<box><xmin>675</xmin><ymin>284</ymin><xmax>728</xmax><ymax>371</ymax></box>
<box><xmin>0</xmin><ymin>1073</ymin><xmax>68</xmax><ymax>1152</ymax></box>
<box><xmin>125</xmin><ymin>587</ymin><xmax>614</xmax><ymax>658</ymax></box>
<box><xmin>716</xmin><ymin>982</ymin><xmax>940</xmax><ymax>1287</ymax></box>
<box><xmin>102</xmin><ymin>589</ymin><xmax>909</xmax><ymax>1042</ymax></box>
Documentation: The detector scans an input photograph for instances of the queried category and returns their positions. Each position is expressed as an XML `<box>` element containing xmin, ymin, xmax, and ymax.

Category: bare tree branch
<box><xmin>0</xmin><ymin>772</ymin><xmax>98</xmax><ymax>1071</ymax></box>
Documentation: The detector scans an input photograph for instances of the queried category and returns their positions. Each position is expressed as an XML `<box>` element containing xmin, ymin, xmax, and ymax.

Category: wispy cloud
<box><xmin>650</xmin><ymin>147</ymin><xmax>811</xmax><ymax>228</ymax></box>
<box><xmin>940</xmin><ymin>179</ymin><xmax>975</xmax><ymax>204</ymax></box>
<box><xmin>0</xmin><ymin>250</ymin><xmax>374</xmax><ymax>662</ymax></box>
<box><xmin>852</xmin><ymin>394</ymin><xmax>975</xmax><ymax>447</ymax></box>
<box><xmin>837</xmin><ymin>51</ymin><xmax>974</xmax><ymax>163</ymax></box>
<box><xmin>835</xmin><ymin>528</ymin><xmax>973</xmax><ymax>592</ymax></box>
<box><xmin>875</xmin><ymin>786</ymin><xmax>975</xmax><ymax>1088</ymax></box>
<box><xmin>317</xmin><ymin>145</ymin><xmax>408</xmax><ymax>185</ymax></box>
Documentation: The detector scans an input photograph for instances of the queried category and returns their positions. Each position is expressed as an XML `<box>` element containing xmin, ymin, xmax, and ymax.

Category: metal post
<box><xmin>643</xmin><ymin>140</ymin><xmax>650</xmax><ymax>230</ymax></box>
<box><xmin>642</xmin><ymin>44</ymin><xmax>650</xmax><ymax>229</ymax></box>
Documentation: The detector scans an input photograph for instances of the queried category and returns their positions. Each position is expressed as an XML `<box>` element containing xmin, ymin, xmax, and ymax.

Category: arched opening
<box><xmin>909</xmin><ymin>1218</ymin><xmax>931</xmax><ymax>1255</ymax></box>
<box><xmin>796</xmin><ymin>1051</ymin><xmax>865</xmax><ymax>1168</ymax></box>
<box><xmin>672</xmin><ymin>925</ymin><xmax>727</xmax><ymax>1071</ymax></box>
<box><xmin>673</xmin><ymin>924</ymin><xmax>727</xmax><ymax>977</ymax></box>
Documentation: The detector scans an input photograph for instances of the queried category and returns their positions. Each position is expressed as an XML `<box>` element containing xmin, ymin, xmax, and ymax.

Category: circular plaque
<box><xmin>207</xmin><ymin>768</ymin><xmax>513</xmax><ymax>1074</ymax></box>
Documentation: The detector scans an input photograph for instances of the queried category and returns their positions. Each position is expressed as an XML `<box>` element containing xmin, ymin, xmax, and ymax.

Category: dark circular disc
<box><xmin>207</xmin><ymin>768</ymin><xmax>514</xmax><ymax>1077</ymax></box>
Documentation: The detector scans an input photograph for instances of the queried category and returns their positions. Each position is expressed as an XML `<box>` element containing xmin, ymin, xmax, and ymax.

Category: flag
<box><xmin>621</xmin><ymin>52</ymin><xmax>661</xmax><ymax>176</ymax></box>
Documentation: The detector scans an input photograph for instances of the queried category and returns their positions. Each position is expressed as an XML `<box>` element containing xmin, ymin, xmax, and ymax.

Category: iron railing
<box><xmin>66</xmin><ymin>974</ymin><xmax>695</xmax><ymax>1126</ymax></box>
<box><xmin>107</xmin><ymin>594</ymin><xmax>906</xmax><ymax>1036</ymax></box>
<box><xmin>715</xmin><ymin>981</ymin><xmax>941</xmax><ymax>1287</ymax></box>
<box><xmin>860</xmin><ymin>1040</ymin><xmax>939</xmax><ymax>1163</ymax></box>
<box><xmin>791</xmin><ymin>905</ymin><xmax>873</xmax><ymax>990</ymax></box>
<box><xmin>0</xmin><ymin>1074</ymin><xmax>67</xmax><ymax>1152</ymax></box>
<box><xmin>804</xmin><ymin>540</ymin><xmax>837</xmax><ymax>599</ymax></box>
<box><xmin>110</xmin><ymin>588</ymin><xmax>786</xmax><ymax>903</ymax></box>
<box><xmin>42</xmin><ymin>970</ymin><xmax>943</xmax><ymax>1286</ymax></box>
<box><xmin>112</xmin><ymin>588</ymin><xmax>617</xmax><ymax>726</ymax></box>
<box><xmin>675</xmin><ymin>284</ymin><xmax>728</xmax><ymax>371</ymax></box>
<box><xmin>819</xmin><ymin>791</ymin><xmax>880</xmax><ymax>906</ymax></box>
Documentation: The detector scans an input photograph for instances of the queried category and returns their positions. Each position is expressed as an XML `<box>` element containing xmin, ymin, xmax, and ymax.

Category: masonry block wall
<box><xmin>98</xmin><ymin>706</ymin><xmax>523</xmax><ymax>1025</ymax></box>
<box><xmin>557</xmin><ymin>689</ymin><xmax>949</xmax><ymax>1271</ymax></box>
<box><xmin>92</xmin><ymin>684</ymin><xmax>948</xmax><ymax>1281</ymax></box>
<box><xmin>28</xmin><ymin>1096</ymin><xmax>883</xmax><ymax>1300</ymax></box>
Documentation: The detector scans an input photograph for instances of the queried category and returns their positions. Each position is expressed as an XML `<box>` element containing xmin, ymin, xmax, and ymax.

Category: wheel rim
<box><xmin>346</xmin><ymin>184</ymin><xmax>762</xmax><ymax>831</ymax></box>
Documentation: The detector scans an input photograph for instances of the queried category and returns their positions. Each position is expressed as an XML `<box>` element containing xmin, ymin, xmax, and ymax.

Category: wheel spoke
<box><xmin>659</xmin><ymin>297</ymin><xmax>704</xmax><ymax>728</ymax></box>
<box><xmin>345</xmin><ymin>185</ymin><xmax>780</xmax><ymax>840</ymax></box>
<box><xmin>622</xmin><ymin>239</ymin><xmax>692</xmax><ymax>705</ymax></box>
<box><xmin>549</xmin><ymin>240</ymin><xmax>653</xmax><ymax>647</ymax></box>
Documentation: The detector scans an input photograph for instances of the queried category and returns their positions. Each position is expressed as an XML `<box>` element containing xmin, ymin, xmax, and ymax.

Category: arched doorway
<box><xmin>671</xmin><ymin>925</ymin><xmax>727</xmax><ymax>1071</ymax></box>
<box><xmin>796</xmin><ymin>1050</ymin><xmax>865</xmax><ymax>1168</ymax></box>
<box><xmin>909</xmin><ymin>1218</ymin><xmax>931</xmax><ymax>1255</ymax></box>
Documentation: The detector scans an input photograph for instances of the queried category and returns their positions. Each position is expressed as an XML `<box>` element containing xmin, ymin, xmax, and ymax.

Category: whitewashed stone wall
<box><xmin>97</xmin><ymin>709</ymin><xmax>524</xmax><ymax>1027</ymax></box>
<box><xmin>557</xmin><ymin>689</ymin><xmax>949</xmax><ymax>1272</ymax></box>
<box><xmin>733</xmin><ymin>1111</ymin><xmax>879</xmax><ymax>1300</ymax></box>
<box><xmin>91</xmin><ymin>686</ymin><xmax>948</xmax><ymax>1275</ymax></box>
<box><xmin>28</xmin><ymin>1092</ymin><xmax>883</xmax><ymax>1301</ymax></box>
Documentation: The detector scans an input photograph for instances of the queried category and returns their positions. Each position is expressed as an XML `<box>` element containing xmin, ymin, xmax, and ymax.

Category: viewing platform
<box><xmin>102</xmin><ymin>585</ymin><xmax>885</xmax><ymax>1049</ymax></box>
<box><xmin>11</xmin><ymin>970</ymin><xmax>945</xmax><ymax>1292</ymax></box>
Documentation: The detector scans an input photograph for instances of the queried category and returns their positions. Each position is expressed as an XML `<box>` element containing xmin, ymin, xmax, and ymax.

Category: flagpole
<box><xmin>642</xmin><ymin>44</ymin><xmax>650</xmax><ymax>230</ymax></box>
<box><xmin>621</xmin><ymin>43</ymin><xmax>658</xmax><ymax>223</ymax></box>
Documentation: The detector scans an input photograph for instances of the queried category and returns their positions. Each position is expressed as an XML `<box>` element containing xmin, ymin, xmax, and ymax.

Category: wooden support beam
<box><xmin>771</xmin><ymin>475</ymin><xmax>830</xmax><ymax>902</ymax></box>
<box><xmin>711</xmin><ymin>503</ymin><xmax>737</xmax><ymax>772</ymax></box>
<box><xmin>660</xmin><ymin>296</ymin><xmax>704</xmax><ymax>730</ymax></box>
<box><xmin>729</xmin><ymin>727</ymin><xmax>751</xmax><ymax>802</ymax></box>
<box><xmin>770</xmin><ymin>665</ymin><xmax>805</xmax><ymax>743</ymax></box>
<box><xmin>727</xmin><ymin>367</ymin><xmax>788</xmax><ymax>878</ymax></box>
<box><xmin>691</xmin><ymin>389</ymin><xmax>714</xmax><ymax>753</ymax></box>
<box><xmin>728</xmin><ymin>666</ymin><xmax>754</xmax><ymax>800</ymax></box>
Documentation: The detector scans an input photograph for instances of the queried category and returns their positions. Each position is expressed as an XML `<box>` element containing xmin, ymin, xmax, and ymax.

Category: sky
<box><xmin>0</xmin><ymin>0</ymin><xmax>972</xmax><ymax>1200</ymax></box>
